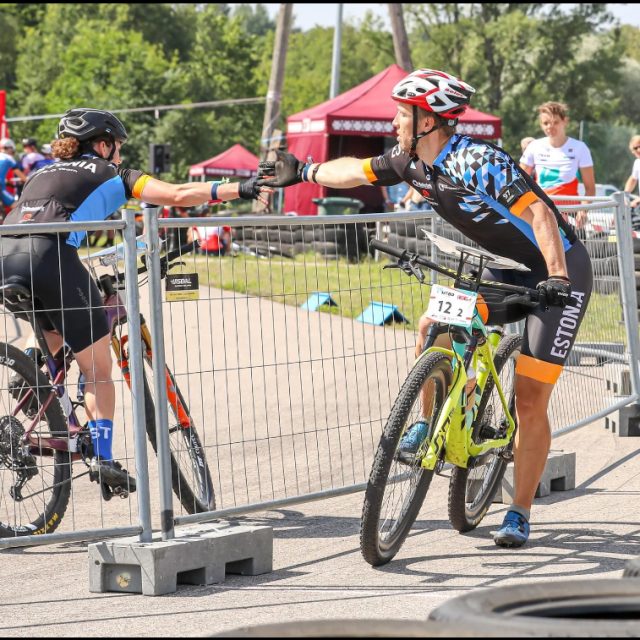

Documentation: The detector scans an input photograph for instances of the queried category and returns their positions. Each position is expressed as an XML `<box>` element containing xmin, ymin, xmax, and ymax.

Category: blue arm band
<box><xmin>302</xmin><ymin>164</ymin><xmax>312</xmax><ymax>183</ymax></box>
<box><xmin>210</xmin><ymin>182</ymin><xmax>221</xmax><ymax>201</ymax></box>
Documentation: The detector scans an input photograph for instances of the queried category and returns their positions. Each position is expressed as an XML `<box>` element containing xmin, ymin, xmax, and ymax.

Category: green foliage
<box><xmin>1</xmin><ymin>2</ymin><xmax>637</xmax><ymax>187</ymax></box>
<box><xmin>406</xmin><ymin>3</ymin><xmax>625</xmax><ymax>176</ymax></box>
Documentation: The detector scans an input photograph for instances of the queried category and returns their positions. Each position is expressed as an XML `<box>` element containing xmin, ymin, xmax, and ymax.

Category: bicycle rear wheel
<box><xmin>142</xmin><ymin>355</ymin><xmax>215</xmax><ymax>514</ymax></box>
<box><xmin>448</xmin><ymin>334</ymin><xmax>522</xmax><ymax>532</ymax></box>
<box><xmin>360</xmin><ymin>352</ymin><xmax>452</xmax><ymax>566</ymax></box>
<box><xmin>0</xmin><ymin>343</ymin><xmax>71</xmax><ymax>538</ymax></box>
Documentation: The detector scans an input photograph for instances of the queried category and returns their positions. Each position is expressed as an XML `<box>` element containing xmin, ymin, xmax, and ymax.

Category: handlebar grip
<box><xmin>369</xmin><ymin>238</ymin><xmax>407</xmax><ymax>259</ymax></box>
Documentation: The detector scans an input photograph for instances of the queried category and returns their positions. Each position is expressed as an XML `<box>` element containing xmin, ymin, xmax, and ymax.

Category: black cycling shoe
<box><xmin>89</xmin><ymin>457</ymin><xmax>136</xmax><ymax>499</ymax></box>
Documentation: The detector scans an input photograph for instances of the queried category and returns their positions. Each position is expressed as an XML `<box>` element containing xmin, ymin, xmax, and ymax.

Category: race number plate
<box><xmin>426</xmin><ymin>284</ymin><xmax>477</xmax><ymax>327</ymax></box>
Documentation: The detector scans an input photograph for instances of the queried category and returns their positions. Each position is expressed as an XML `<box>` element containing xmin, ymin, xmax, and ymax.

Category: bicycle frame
<box><xmin>418</xmin><ymin>315</ymin><xmax>517</xmax><ymax>471</ymax></box>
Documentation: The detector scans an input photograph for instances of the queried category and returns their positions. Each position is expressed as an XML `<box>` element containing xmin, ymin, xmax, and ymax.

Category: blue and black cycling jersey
<box><xmin>4</xmin><ymin>153</ymin><xmax>150</xmax><ymax>248</ymax></box>
<box><xmin>362</xmin><ymin>134</ymin><xmax>577</xmax><ymax>271</ymax></box>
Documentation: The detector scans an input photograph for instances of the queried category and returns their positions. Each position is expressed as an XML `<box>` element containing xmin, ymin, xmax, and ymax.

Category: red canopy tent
<box><xmin>189</xmin><ymin>143</ymin><xmax>259</xmax><ymax>179</ymax></box>
<box><xmin>285</xmin><ymin>64</ymin><xmax>502</xmax><ymax>215</ymax></box>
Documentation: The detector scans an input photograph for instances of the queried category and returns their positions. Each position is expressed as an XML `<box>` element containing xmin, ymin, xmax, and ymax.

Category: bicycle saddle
<box><xmin>0</xmin><ymin>279</ymin><xmax>33</xmax><ymax>314</ymax></box>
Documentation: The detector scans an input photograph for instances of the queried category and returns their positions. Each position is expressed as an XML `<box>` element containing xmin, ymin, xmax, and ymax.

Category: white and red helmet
<box><xmin>392</xmin><ymin>69</ymin><xmax>476</xmax><ymax>119</ymax></box>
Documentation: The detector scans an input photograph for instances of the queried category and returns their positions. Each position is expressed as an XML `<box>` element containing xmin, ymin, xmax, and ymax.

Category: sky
<box><xmin>248</xmin><ymin>3</ymin><xmax>640</xmax><ymax>31</ymax></box>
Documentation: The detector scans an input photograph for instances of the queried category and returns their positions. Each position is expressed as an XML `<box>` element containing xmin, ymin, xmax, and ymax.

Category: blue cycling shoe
<box><xmin>493</xmin><ymin>510</ymin><xmax>530</xmax><ymax>548</ymax></box>
<box><xmin>396</xmin><ymin>420</ymin><xmax>430</xmax><ymax>464</ymax></box>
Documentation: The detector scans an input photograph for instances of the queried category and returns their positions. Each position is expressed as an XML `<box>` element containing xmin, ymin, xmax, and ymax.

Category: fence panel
<box><xmin>150</xmin><ymin>203</ymin><xmax>638</xmax><ymax>526</ymax></box>
<box><xmin>0</xmin><ymin>218</ymin><xmax>150</xmax><ymax>548</ymax></box>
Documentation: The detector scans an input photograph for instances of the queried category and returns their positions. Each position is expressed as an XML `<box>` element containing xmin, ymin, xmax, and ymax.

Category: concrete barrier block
<box><xmin>88</xmin><ymin>522</ymin><xmax>273</xmax><ymax>596</ymax></box>
<box><xmin>488</xmin><ymin>450</ymin><xmax>576</xmax><ymax>503</ymax></box>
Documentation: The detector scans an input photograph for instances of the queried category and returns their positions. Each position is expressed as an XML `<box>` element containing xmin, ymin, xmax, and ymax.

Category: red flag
<box><xmin>0</xmin><ymin>91</ymin><xmax>8</xmax><ymax>139</ymax></box>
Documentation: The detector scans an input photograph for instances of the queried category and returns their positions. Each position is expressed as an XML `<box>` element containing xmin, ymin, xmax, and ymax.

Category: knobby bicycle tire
<box><xmin>0</xmin><ymin>343</ymin><xmax>71</xmax><ymax>538</ymax></box>
<box><xmin>448</xmin><ymin>334</ymin><xmax>522</xmax><ymax>533</ymax></box>
<box><xmin>360</xmin><ymin>351</ymin><xmax>452</xmax><ymax>566</ymax></box>
<box><xmin>142</xmin><ymin>357</ymin><xmax>216</xmax><ymax>514</ymax></box>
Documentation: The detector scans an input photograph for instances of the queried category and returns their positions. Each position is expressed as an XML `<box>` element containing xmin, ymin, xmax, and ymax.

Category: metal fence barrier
<box><xmin>0</xmin><ymin>194</ymin><xmax>638</xmax><ymax>547</ymax></box>
<box><xmin>0</xmin><ymin>215</ymin><xmax>151</xmax><ymax>548</ymax></box>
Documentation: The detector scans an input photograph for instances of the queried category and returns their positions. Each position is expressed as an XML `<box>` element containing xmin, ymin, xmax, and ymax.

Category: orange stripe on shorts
<box><xmin>515</xmin><ymin>354</ymin><xmax>563</xmax><ymax>384</ymax></box>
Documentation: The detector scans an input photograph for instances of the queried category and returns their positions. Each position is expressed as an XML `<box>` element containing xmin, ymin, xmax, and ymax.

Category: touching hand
<box><xmin>238</xmin><ymin>177</ymin><xmax>273</xmax><ymax>205</ymax></box>
<box><xmin>257</xmin><ymin>150</ymin><xmax>305</xmax><ymax>188</ymax></box>
<box><xmin>537</xmin><ymin>275</ymin><xmax>572</xmax><ymax>309</ymax></box>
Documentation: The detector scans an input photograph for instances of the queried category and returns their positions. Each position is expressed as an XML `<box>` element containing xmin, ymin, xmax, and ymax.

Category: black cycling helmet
<box><xmin>57</xmin><ymin>108</ymin><xmax>128</xmax><ymax>143</ymax></box>
<box><xmin>22</xmin><ymin>137</ymin><xmax>37</xmax><ymax>147</ymax></box>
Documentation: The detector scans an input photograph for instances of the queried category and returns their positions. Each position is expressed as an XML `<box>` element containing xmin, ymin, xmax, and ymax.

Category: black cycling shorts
<box><xmin>0</xmin><ymin>236</ymin><xmax>109</xmax><ymax>353</ymax></box>
<box><xmin>478</xmin><ymin>240</ymin><xmax>593</xmax><ymax>384</ymax></box>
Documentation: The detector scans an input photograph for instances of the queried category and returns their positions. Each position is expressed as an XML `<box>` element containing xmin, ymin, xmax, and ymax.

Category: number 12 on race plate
<box><xmin>426</xmin><ymin>284</ymin><xmax>478</xmax><ymax>327</ymax></box>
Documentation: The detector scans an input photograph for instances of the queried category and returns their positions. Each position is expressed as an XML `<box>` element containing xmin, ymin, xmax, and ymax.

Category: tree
<box><xmin>405</xmin><ymin>3</ymin><xmax>622</xmax><ymax>162</ymax></box>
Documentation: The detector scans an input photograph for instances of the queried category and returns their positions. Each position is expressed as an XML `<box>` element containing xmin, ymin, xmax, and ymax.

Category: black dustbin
<box><xmin>312</xmin><ymin>197</ymin><xmax>365</xmax><ymax>216</ymax></box>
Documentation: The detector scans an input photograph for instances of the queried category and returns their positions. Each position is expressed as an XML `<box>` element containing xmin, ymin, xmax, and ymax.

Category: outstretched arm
<box><xmin>258</xmin><ymin>150</ymin><xmax>371</xmax><ymax>189</ymax></box>
<box><xmin>137</xmin><ymin>176</ymin><xmax>271</xmax><ymax>207</ymax></box>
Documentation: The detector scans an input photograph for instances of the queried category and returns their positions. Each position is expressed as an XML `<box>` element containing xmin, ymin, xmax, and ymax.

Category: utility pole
<box><xmin>388</xmin><ymin>4</ymin><xmax>413</xmax><ymax>71</ymax></box>
<box><xmin>255</xmin><ymin>3</ymin><xmax>293</xmax><ymax>212</ymax></box>
<box><xmin>259</xmin><ymin>3</ymin><xmax>293</xmax><ymax>160</ymax></box>
<box><xmin>330</xmin><ymin>4</ymin><xmax>343</xmax><ymax>98</ymax></box>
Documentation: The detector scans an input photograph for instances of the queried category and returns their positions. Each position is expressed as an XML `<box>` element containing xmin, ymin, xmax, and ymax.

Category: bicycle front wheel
<box><xmin>448</xmin><ymin>333</ymin><xmax>522</xmax><ymax>533</ymax></box>
<box><xmin>142</xmin><ymin>356</ymin><xmax>215</xmax><ymax>514</ymax></box>
<box><xmin>360</xmin><ymin>352</ymin><xmax>452</xmax><ymax>566</ymax></box>
<box><xmin>0</xmin><ymin>343</ymin><xmax>71</xmax><ymax>538</ymax></box>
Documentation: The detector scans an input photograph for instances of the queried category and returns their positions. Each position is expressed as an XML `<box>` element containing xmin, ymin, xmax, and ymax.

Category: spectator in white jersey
<box><xmin>519</xmin><ymin>102</ymin><xmax>595</xmax><ymax>231</ymax></box>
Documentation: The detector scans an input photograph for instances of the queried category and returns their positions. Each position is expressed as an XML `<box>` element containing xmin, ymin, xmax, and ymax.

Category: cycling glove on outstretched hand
<box><xmin>238</xmin><ymin>177</ymin><xmax>263</xmax><ymax>200</ymax></box>
<box><xmin>257</xmin><ymin>150</ymin><xmax>305</xmax><ymax>187</ymax></box>
<box><xmin>537</xmin><ymin>275</ymin><xmax>572</xmax><ymax>309</ymax></box>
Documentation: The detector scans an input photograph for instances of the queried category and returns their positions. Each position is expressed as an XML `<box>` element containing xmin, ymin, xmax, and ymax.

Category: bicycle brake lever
<box><xmin>383</xmin><ymin>258</ymin><xmax>425</xmax><ymax>283</ymax></box>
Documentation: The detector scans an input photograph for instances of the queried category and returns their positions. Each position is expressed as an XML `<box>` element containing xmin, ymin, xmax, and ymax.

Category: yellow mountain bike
<box><xmin>360</xmin><ymin>232</ymin><xmax>541</xmax><ymax>566</ymax></box>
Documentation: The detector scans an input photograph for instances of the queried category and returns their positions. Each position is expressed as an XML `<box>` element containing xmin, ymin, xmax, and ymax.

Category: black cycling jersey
<box><xmin>363</xmin><ymin>134</ymin><xmax>592</xmax><ymax>383</ymax></box>
<box><xmin>4</xmin><ymin>153</ymin><xmax>149</xmax><ymax>248</ymax></box>
<box><xmin>363</xmin><ymin>134</ymin><xmax>577</xmax><ymax>270</ymax></box>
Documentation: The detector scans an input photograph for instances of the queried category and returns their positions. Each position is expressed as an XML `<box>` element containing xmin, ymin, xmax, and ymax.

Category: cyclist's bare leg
<box><xmin>73</xmin><ymin>334</ymin><xmax>115</xmax><ymax>423</ymax></box>
<box><xmin>416</xmin><ymin>313</ymin><xmax>451</xmax><ymax>419</ymax></box>
<box><xmin>513</xmin><ymin>375</ymin><xmax>554</xmax><ymax>510</ymax></box>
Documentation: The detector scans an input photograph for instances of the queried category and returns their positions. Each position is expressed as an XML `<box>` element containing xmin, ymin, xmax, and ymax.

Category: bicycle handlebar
<box><xmin>370</xmin><ymin>238</ymin><xmax>541</xmax><ymax>305</ymax></box>
<box><xmin>137</xmin><ymin>241</ymin><xmax>197</xmax><ymax>276</ymax></box>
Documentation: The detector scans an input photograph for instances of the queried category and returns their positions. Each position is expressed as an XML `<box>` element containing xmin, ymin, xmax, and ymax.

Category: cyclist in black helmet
<box><xmin>1</xmin><ymin>107</ymin><xmax>271</xmax><ymax>493</ymax></box>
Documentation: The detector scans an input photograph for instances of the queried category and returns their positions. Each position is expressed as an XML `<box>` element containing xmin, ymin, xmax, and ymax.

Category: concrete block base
<box><xmin>88</xmin><ymin>522</ymin><xmax>273</xmax><ymax>596</ymax></box>
<box><xmin>471</xmin><ymin>450</ymin><xmax>576</xmax><ymax>504</ymax></box>
<box><xmin>617</xmin><ymin>403</ymin><xmax>640</xmax><ymax>437</ymax></box>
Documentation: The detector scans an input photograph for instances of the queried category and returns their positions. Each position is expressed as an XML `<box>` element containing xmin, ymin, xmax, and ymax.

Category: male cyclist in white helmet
<box><xmin>258</xmin><ymin>68</ymin><xmax>593</xmax><ymax>549</ymax></box>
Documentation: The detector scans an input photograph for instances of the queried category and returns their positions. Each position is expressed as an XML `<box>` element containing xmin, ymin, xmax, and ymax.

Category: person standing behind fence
<box><xmin>189</xmin><ymin>222</ymin><xmax>231</xmax><ymax>256</ymax></box>
<box><xmin>519</xmin><ymin>102</ymin><xmax>595</xmax><ymax>231</ymax></box>
<box><xmin>0</xmin><ymin>138</ymin><xmax>26</xmax><ymax>219</ymax></box>
<box><xmin>624</xmin><ymin>134</ymin><xmax>640</xmax><ymax>211</ymax></box>
<box><xmin>0</xmin><ymin>107</ymin><xmax>271</xmax><ymax>495</ymax></box>
<box><xmin>382</xmin><ymin>182</ymin><xmax>410</xmax><ymax>211</ymax></box>
<box><xmin>20</xmin><ymin>138</ymin><xmax>47</xmax><ymax>176</ymax></box>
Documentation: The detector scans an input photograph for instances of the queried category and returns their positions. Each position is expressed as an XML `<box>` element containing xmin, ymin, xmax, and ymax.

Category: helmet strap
<box><xmin>105</xmin><ymin>135</ymin><xmax>117</xmax><ymax>162</ymax></box>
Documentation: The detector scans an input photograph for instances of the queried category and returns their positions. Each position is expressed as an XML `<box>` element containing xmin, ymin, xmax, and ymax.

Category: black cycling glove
<box><xmin>537</xmin><ymin>275</ymin><xmax>572</xmax><ymax>309</ymax></box>
<box><xmin>237</xmin><ymin>177</ymin><xmax>262</xmax><ymax>200</ymax></box>
<box><xmin>257</xmin><ymin>150</ymin><xmax>305</xmax><ymax>187</ymax></box>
